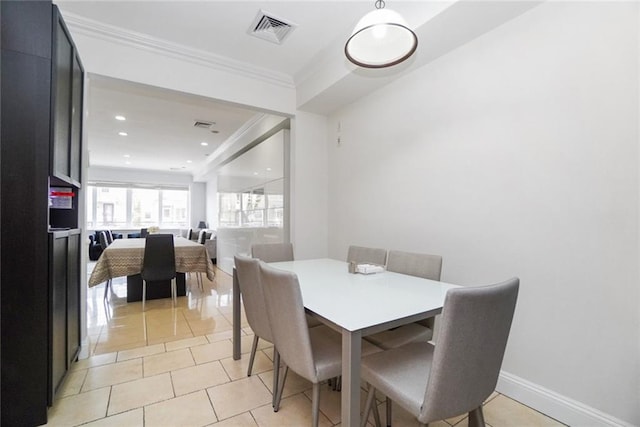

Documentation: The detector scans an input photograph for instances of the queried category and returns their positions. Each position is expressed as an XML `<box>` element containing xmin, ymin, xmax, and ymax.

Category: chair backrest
<box><xmin>197</xmin><ymin>229</ymin><xmax>207</xmax><ymax>244</ymax></box>
<box><xmin>98</xmin><ymin>231</ymin><xmax>110</xmax><ymax>249</ymax></box>
<box><xmin>105</xmin><ymin>230</ymin><xmax>114</xmax><ymax>244</ymax></box>
<box><xmin>386</xmin><ymin>250</ymin><xmax>442</xmax><ymax>281</ymax></box>
<box><xmin>347</xmin><ymin>245</ymin><xmax>387</xmax><ymax>266</ymax></box>
<box><xmin>234</xmin><ymin>255</ymin><xmax>273</xmax><ymax>342</ymax></box>
<box><xmin>140</xmin><ymin>228</ymin><xmax>148</xmax><ymax>238</ymax></box>
<box><xmin>259</xmin><ymin>262</ymin><xmax>317</xmax><ymax>381</ymax></box>
<box><xmin>251</xmin><ymin>243</ymin><xmax>294</xmax><ymax>263</ymax></box>
<box><xmin>141</xmin><ymin>234</ymin><xmax>176</xmax><ymax>282</ymax></box>
<box><xmin>420</xmin><ymin>278</ymin><xmax>519</xmax><ymax>423</ymax></box>
<box><xmin>184</xmin><ymin>228</ymin><xmax>193</xmax><ymax>240</ymax></box>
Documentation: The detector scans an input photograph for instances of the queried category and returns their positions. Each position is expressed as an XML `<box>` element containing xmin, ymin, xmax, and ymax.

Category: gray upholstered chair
<box><xmin>251</xmin><ymin>242</ymin><xmax>322</xmax><ymax>328</ymax></box>
<box><xmin>251</xmin><ymin>242</ymin><xmax>294</xmax><ymax>262</ymax></box>
<box><xmin>365</xmin><ymin>250</ymin><xmax>443</xmax><ymax>350</ymax></box>
<box><xmin>386</xmin><ymin>250</ymin><xmax>442</xmax><ymax>281</ymax></box>
<box><xmin>347</xmin><ymin>245</ymin><xmax>387</xmax><ymax>266</ymax></box>
<box><xmin>234</xmin><ymin>255</ymin><xmax>280</xmax><ymax>407</ymax></box>
<box><xmin>361</xmin><ymin>278</ymin><xmax>519</xmax><ymax>427</ymax></box>
<box><xmin>259</xmin><ymin>262</ymin><xmax>381</xmax><ymax>427</ymax></box>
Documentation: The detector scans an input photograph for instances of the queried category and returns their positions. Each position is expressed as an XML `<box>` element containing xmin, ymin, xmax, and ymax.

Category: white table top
<box><xmin>269</xmin><ymin>258</ymin><xmax>458</xmax><ymax>332</ymax></box>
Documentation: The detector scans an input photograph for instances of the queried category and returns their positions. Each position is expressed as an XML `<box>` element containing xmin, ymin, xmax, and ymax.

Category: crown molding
<box><xmin>62</xmin><ymin>12</ymin><xmax>295</xmax><ymax>89</ymax></box>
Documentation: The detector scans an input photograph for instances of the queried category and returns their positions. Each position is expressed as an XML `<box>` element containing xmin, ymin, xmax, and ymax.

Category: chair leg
<box><xmin>312</xmin><ymin>382</ymin><xmax>320</xmax><ymax>427</ymax></box>
<box><xmin>103</xmin><ymin>279</ymin><xmax>111</xmax><ymax>301</ymax></box>
<box><xmin>468</xmin><ymin>406</ymin><xmax>485</xmax><ymax>427</ymax></box>
<box><xmin>361</xmin><ymin>384</ymin><xmax>377</xmax><ymax>427</ymax></box>
<box><xmin>247</xmin><ymin>335</ymin><xmax>259</xmax><ymax>376</ymax></box>
<box><xmin>386</xmin><ymin>398</ymin><xmax>392</xmax><ymax>427</ymax></box>
<box><xmin>172</xmin><ymin>278</ymin><xmax>177</xmax><ymax>307</ymax></box>
<box><xmin>142</xmin><ymin>281</ymin><xmax>147</xmax><ymax>311</ymax></box>
<box><xmin>373</xmin><ymin>400</ymin><xmax>382</xmax><ymax>427</ymax></box>
<box><xmin>273</xmin><ymin>365</ymin><xmax>288</xmax><ymax>412</ymax></box>
<box><xmin>272</xmin><ymin>349</ymin><xmax>280</xmax><ymax>407</ymax></box>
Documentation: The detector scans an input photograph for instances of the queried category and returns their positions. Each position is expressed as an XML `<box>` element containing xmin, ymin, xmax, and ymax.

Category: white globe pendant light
<box><xmin>345</xmin><ymin>0</ymin><xmax>418</xmax><ymax>68</ymax></box>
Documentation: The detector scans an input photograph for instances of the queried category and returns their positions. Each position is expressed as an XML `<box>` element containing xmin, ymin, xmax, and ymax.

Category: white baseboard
<box><xmin>496</xmin><ymin>371</ymin><xmax>634</xmax><ymax>427</ymax></box>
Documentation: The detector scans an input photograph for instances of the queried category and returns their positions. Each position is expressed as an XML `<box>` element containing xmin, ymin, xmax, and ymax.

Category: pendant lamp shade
<box><xmin>345</xmin><ymin>3</ymin><xmax>418</xmax><ymax>68</ymax></box>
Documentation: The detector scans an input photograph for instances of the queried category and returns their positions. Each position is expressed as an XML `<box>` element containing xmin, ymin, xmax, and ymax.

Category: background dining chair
<box><xmin>234</xmin><ymin>255</ymin><xmax>281</xmax><ymax>407</ymax></box>
<box><xmin>140</xmin><ymin>234</ymin><xmax>176</xmax><ymax>311</ymax></box>
<box><xmin>251</xmin><ymin>242</ymin><xmax>294</xmax><ymax>263</ymax></box>
<box><xmin>140</xmin><ymin>228</ymin><xmax>148</xmax><ymax>238</ymax></box>
<box><xmin>347</xmin><ymin>245</ymin><xmax>387</xmax><ymax>266</ymax></box>
<box><xmin>98</xmin><ymin>231</ymin><xmax>113</xmax><ymax>300</ymax></box>
<box><xmin>259</xmin><ymin>262</ymin><xmax>381</xmax><ymax>426</ymax></box>
<box><xmin>361</xmin><ymin>278</ymin><xmax>519</xmax><ymax>427</ymax></box>
<box><xmin>251</xmin><ymin>242</ymin><xmax>321</xmax><ymax>330</ymax></box>
<box><xmin>365</xmin><ymin>250</ymin><xmax>443</xmax><ymax>350</ymax></box>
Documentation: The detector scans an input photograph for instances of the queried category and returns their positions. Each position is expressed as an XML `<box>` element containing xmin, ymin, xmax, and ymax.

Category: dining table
<box><xmin>231</xmin><ymin>258</ymin><xmax>458</xmax><ymax>427</ymax></box>
<box><xmin>89</xmin><ymin>236</ymin><xmax>215</xmax><ymax>301</ymax></box>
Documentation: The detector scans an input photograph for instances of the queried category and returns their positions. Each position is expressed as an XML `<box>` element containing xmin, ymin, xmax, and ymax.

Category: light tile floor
<box><xmin>43</xmin><ymin>266</ymin><xmax>566</xmax><ymax>426</ymax></box>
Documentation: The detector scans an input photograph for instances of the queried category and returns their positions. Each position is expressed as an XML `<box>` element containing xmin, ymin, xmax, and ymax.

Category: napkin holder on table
<box><xmin>355</xmin><ymin>263</ymin><xmax>385</xmax><ymax>274</ymax></box>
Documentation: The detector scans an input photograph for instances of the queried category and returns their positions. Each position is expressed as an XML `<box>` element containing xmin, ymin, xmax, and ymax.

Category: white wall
<box><xmin>290</xmin><ymin>111</ymin><xmax>329</xmax><ymax>260</ymax></box>
<box><xmin>189</xmin><ymin>182</ymin><xmax>206</xmax><ymax>229</ymax></box>
<box><xmin>325</xmin><ymin>2</ymin><xmax>638</xmax><ymax>425</ymax></box>
<box><xmin>205</xmin><ymin>176</ymin><xmax>218</xmax><ymax>230</ymax></box>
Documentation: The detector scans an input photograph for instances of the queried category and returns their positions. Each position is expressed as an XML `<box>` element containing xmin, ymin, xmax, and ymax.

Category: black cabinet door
<box><xmin>70</xmin><ymin>53</ymin><xmax>83</xmax><ymax>184</ymax></box>
<box><xmin>1</xmin><ymin>48</ymin><xmax>51</xmax><ymax>427</ymax></box>
<box><xmin>51</xmin><ymin>7</ymin><xmax>73</xmax><ymax>183</ymax></box>
<box><xmin>50</xmin><ymin>234</ymin><xmax>68</xmax><ymax>403</ymax></box>
<box><xmin>67</xmin><ymin>231</ymin><xmax>81</xmax><ymax>365</ymax></box>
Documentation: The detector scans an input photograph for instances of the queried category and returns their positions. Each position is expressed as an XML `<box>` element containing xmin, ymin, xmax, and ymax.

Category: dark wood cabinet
<box><xmin>51</xmin><ymin>6</ymin><xmax>83</xmax><ymax>187</ymax></box>
<box><xmin>67</xmin><ymin>231</ymin><xmax>81</xmax><ymax>365</ymax></box>
<box><xmin>50</xmin><ymin>233</ymin><xmax>69</xmax><ymax>401</ymax></box>
<box><xmin>70</xmin><ymin>54</ymin><xmax>84</xmax><ymax>183</ymax></box>
<box><xmin>49</xmin><ymin>229</ymin><xmax>81</xmax><ymax>403</ymax></box>
<box><xmin>1</xmin><ymin>2</ymin><xmax>83</xmax><ymax>424</ymax></box>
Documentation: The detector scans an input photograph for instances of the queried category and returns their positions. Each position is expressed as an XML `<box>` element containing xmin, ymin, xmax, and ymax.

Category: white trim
<box><xmin>61</xmin><ymin>12</ymin><xmax>295</xmax><ymax>89</ymax></box>
<box><xmin>497</xmin><ymin>371</ymin><xmax>634</xmax><ymax>427</ymax></box>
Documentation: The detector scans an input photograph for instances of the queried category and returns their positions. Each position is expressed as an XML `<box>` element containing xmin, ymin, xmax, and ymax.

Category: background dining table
<box><xmin>88</xmin><ymin>236</ymin><xmax>215</xmax><ymax>288</ymax></box>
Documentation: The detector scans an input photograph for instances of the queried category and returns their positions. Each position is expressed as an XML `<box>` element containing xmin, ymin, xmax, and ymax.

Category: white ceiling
<box><xmin>86</xmin><ymin>75</ymin><xmax>260</xmax><ymax>172</ymax></box>
<box><xmin>54</xmin><ymin>1</ymin><xmax>443</xmax><ymax>176</ymax></box>
<box><xmin>56</xmin><ymin>1</ymin><xmax>440</xmax><ymax>81</ymax></box>
<box><xmin>55</xmin><ymin>1</ymin><xmax>539</xmax><ymax>176</ymax></box>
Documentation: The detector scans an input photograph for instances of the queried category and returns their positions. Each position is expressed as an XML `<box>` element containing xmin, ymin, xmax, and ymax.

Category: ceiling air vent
<box><xmin>193</xmin><ymin>120</ymin><xmax>219</xmax><ymax>134</ymax></box>
<box><xmin>248</xmin><ymin>10</ymin><xmax>297</xmax><ymax>45</ymax></box>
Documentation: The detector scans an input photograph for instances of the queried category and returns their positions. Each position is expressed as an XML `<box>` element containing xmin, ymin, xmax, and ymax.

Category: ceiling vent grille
<box><xmin>193</xmin><ymin>120</ymin><xmax>219</xmax><ymax>134</ymax></box>
<box><xmin>248</xmin><ymin>10</ymin><xmax>296</xmax><ymax>45</ymax></box>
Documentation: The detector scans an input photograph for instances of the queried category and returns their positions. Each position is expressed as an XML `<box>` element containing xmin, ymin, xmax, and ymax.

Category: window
<box><xmin>218</xmin><ymin>180</ymin><xmax>284</xmax><ymax>228</ymax></box>
<box><xmin>87</xmin><ymin>184</ymin><xmax>189</xmax><ymax>229</ymax></box>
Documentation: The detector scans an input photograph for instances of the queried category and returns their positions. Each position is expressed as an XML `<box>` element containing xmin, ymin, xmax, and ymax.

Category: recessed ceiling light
<box><xmin>253</xmin><ymin>172</ymin><xmax>259</xmax><ymax>175</ymax></box>
<box><xmin>186</xmin><ymin>160</ymin><xmax>193</xmax><ymax>164</ymax></box>
<box><xmin>123</xmin><ymin>154</ymin><xmax>130</xmax><ymax>158</ymax></box>
<box><xmin>266</xmin><ymin>167</ymin><xmax>272</xmax><ymax>171</ymax></box>
<box><xmin>115</xmin><ymin>115</ymin><xmax>126</xmax><ymax>121</ymax></box>
<box><xmin>200</xmin><ymin>142</ymin><xmax>209</xmax><ymax>146</ymax></box>
<box><xmin>125</xmin><ymin>161</ymin><xmax>131</xmax><ymax>165</ymax></box>
<box><xmin>118</xmin><ymin>132</ymin><xmax>128</xmax><ymax>136</ymax></box>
